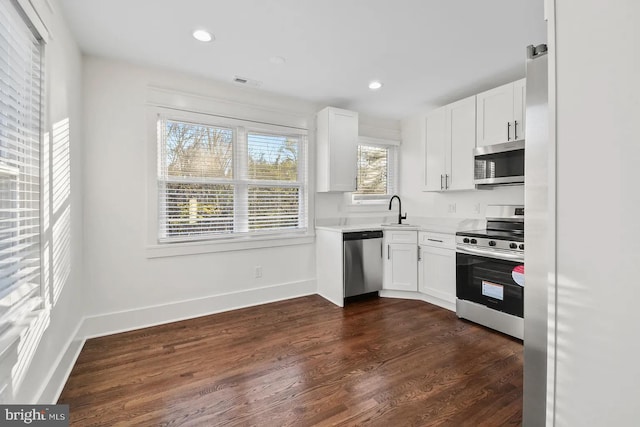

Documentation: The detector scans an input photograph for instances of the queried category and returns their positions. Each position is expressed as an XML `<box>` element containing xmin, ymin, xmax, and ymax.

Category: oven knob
<box><xmin>463</xmin><ymin>238</ymin><xmax>470</xmax><ymax>243</ymax></box>
<box><xmin>489</xmin><ymin>241</ymin><xmax>496</xmax><ymax>246</ymax></box>
<box><xmin>519</xmin><ymin>244</ymin><xmax>525</xmax><ymax>250</ymax></box>
<box><xmin>510</xmin><ymin>243</ymin><xmax>517</xmax><ymax>249</ymax></box>
<box><xmin>470</xmin><ymin>239</ymin><xmax>477</xmax><ymax>244</ymax></box>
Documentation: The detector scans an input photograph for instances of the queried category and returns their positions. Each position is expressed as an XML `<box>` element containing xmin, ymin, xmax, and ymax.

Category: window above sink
<box><xmin>352</xmin><ymin>136</ymin><xmax>399</xmax><ymax>205</ymax></box>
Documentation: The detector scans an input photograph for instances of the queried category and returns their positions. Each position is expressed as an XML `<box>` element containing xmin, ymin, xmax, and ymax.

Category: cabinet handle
<box><xmin>427</xmin><ymin>238</ymin><xmax>444</xmax><ymax>243</ymax></box>
<box><xmin>514</xmin><ymin>120</ymin><xmax>518</xmax><ymax>140</ymax></box>
<box><xmin>440</xmin><ymin>174</ymin><xmax>444</xmax><ymax>190</ymax></box>
<box><xmin>387</xmin><ymin>244</ymin><xmax>390</xmax><ymax>260</ymax></box>
<box><xmin>507</xmin><ymin>122</ymin><xmax>511</xmax><ymax>141</ymax></box>
<box><xmin>418</xmin><ymin>245</ymin><xmax>422</xmax><ymax>261</ymax></box>
<box><xmin>355</xmin><ymin>176</ymin><xmax>358</xmax><ymax>191</ymax></box>
<box><xmin>445</xmin><ymin>174</ymin><xmax>449</xmax><ymax>189</ymax></box>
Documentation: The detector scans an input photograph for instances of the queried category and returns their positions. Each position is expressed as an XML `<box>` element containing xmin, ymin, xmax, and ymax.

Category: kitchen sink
<box><xmin>381</xmin><ymin>223</ymin><xmax>415</xmax><ymax>227</ymax></box>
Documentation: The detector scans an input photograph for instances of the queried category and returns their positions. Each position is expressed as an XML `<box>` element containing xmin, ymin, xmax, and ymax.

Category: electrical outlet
<box><xmin>474</xmin><ymin>203</ymin><xmax>481</xmax><ymax>214</ymax></box>
<box><xmin>448</xmin><ymin>203</ymin><xmax>456</xmax><ymax>214</ymax></box>
<box><xmin>255</xmin><ymin>266</ymin><xmax>262</xmax><ymax>278</ymax></box>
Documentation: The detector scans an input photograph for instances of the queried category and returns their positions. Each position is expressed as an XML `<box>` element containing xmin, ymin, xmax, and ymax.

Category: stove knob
<box><xmin>510</xmin><ymin>243</ymin><xmax>518</xmax><ymax>249</ymax></box>
<box><xmin>489</xmin><ymin>241</ymin><xmax>496</xmax><ymax>247</ymax></box>
<box><xmin>470</xmin><ymin>239</ymin><xmax>477</xmax><ymax>244</ymax></box>
<box><xmin>463</xmin><ymin>238</ymin><xmax>470</xmax><ymax>243</ymax></box>
<box><xmin>519</xmin><ymin>244</ymin><xmax>525</xmax><ymax>250</ymax></box>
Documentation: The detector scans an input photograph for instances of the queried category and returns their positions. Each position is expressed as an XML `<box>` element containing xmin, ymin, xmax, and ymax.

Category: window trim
<box><xmin>147</xmin><ymin>106</ymin><xmax>313</xmax><ymax>256</ymax></box>
<box><xmin>351</xmin><ymin>136</ymin><xmax>400</xmax><ymax>205</ymax></box>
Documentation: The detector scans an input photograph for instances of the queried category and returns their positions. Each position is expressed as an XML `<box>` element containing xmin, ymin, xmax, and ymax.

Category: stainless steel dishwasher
<box><xmin>343</xmin><ymin>230</ymin><xmax>383</xmax><ymax>299</ymax></box>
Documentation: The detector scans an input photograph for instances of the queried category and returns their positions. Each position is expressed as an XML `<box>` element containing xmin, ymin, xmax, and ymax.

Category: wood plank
<box><xmin>59</xmin><ymin>295</ymin><xmax>523</xmax><ymax>426</ymax></box>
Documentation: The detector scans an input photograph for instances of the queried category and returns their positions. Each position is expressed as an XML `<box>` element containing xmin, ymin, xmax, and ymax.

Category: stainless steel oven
<box><xmin>456</xmin><ymin>205</ymin><xmax>525</xmax><ymax>339</ymax></box>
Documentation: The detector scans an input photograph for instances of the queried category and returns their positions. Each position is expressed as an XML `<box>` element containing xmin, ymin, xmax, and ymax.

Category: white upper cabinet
<box><xmin>513</xmin><ymin>78</ymin><xmax>526</xmax><ymax>140</ymax></box>
<box><xmin>423</xmin><ymin>95</ymin><xmax>476</xmax><ymax>192</ymax></box>
<box><xmin>447</xmin><ymin>96</ymin><xmax>476</xmax><ymax>191</ymax></box>
<box><xmin>423</xmin><ymin>106</ymin><xmax>447</xmax><ymax>191</ymax></box>
<box><xmin>476</xmin><ymin>78</ymin><xmax>526</xmax><ymax>147</ymax></box>
<box><xmin>316</xmin><ymin>107</ymin><xmax>358</xmax><ymax>192</ymax></box>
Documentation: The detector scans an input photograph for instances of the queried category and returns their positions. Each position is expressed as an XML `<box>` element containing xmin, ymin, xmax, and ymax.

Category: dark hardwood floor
<box><xmin>58</xmin><ymin>295</ymin><xmax>523</xmax><ymax>426</ymax></box>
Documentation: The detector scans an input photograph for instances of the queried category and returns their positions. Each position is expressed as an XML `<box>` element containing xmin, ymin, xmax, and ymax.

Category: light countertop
<box><xmin>315</xmin><ymin>217</ymin><xmax>484</xmax><ymax>234</ymax></box>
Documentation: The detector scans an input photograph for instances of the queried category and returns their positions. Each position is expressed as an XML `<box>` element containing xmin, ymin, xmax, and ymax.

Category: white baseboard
<box><xmin>37</xmin><ymin>339</ymin><xmax>85</xmax><ymax>404</ymax></box>
<box><xmin>317</xmin><ymin>291</ymin><xmax>343</xmax><ymax>307</ymax></box>
<box><xmin>33</xmin><ymin>319</ymin><xmax>85</xmax><ymax>404</ymax></box>
<box><xmin>378</xmin><ymin>290</ymin><xmax>455</xmax><ymax>312</ymax></box>
<box><xmin>78</xmin><ymin>279</ymin><xmax>317</xmax><ymax>339</ymax></box>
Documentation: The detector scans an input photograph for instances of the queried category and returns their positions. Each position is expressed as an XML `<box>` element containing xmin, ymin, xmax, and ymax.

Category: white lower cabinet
<box><xmin>383</xmin><ymin>230</ymin><xmax>418</xmax><ymax>292</ymax></box>
<box><xmin>418</xmin><ymin>232</ymin><xmax>456</xmax><ymax>309</ymax></box>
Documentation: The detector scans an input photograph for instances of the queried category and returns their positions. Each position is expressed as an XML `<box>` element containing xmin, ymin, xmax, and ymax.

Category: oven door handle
<box><xmin>456</xmin><ymin>245</ymin><xmax>524</xmax><ymax>263</ymax></box>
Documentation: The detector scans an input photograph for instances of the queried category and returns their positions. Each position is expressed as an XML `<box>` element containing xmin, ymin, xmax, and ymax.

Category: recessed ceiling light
<box><xmin>192</xmin><ymin>29</ymin><xmax>213</xmax><ymax>42</ymax></box>
<box><xmin>369</xmin><ymin>80</ymin><xmax>383</xmax><ymax>90</ymax></box>
<box><xmin>269</xmin><ymin>56</ymin><xmax>286</xmax><ymax>65</ymax></box>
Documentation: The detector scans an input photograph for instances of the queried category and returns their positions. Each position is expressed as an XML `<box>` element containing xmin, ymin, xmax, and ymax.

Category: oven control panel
<box><xmin>456</xmin><ymin>236</ymin><xmax>524</xmax><ymax>253</ymax></box>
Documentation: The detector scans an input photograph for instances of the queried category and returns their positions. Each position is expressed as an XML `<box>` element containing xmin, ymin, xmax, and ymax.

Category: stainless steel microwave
<box><xmin>473</xmin><ymin>140</ymin><xmax>524</xmax><ymax>186</ymax></box>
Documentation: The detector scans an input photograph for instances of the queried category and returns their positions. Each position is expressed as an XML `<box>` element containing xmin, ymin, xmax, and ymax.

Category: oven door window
<box><xmin>456</xmin><ymin>253</ymin><xmax>524</xmax><ymax>317</ymax></box>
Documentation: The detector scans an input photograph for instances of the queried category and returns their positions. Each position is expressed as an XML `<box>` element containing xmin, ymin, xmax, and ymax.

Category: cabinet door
<box><xmin>329</xmin><ymin>109</ymin><xmax>358</xmax><ymax>191</ymax></box>
<box><xmin>476</xmin><ymin>82</ymin><xmax>515</xmax><ymax>147</ymax></box>
<box><xmin>513</xmin><ymin>78</ymin><xmax>526</xmax><ymax>141</ymax></box>
<box><xmin>424</xmin><ymin>107</ymin><xmax>446</xmax><ymax>191</ymax></box>
<box><xmin>316</xmin><ymin>107</ymin><xmax>358</xmax><ymax>192</ymax></box>
<box><xmin>383</xmin><ymin>243</ymin><xmax>418</xmax><ymax>291</ymax></box>
<box><xmin>446</xmin><ymin>96</ymin><xmax>476</xmax><ymax>191</ymax></box>
<box><xmin>418</xmin><ymin>245</ymin><xmax>456</xmax><ymax>304</ymax></box>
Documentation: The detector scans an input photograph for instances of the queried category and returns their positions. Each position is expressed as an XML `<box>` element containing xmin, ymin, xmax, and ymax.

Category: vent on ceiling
<box><xmin>233</xmin><ymin>75</ymin><xmax>262</xmax><ymax>88</ymax></box>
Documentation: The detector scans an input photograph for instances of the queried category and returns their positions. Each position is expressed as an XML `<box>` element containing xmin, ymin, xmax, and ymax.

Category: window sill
<box><xmin>345</xmin><ymin>194</ymin><xmax>393</xmax><ymax>212</ymax></box>
<box><xmin>146</xmin><ymin>233</ymin><xmax>315</xmax><ymax>258</ymax></box>
<box><xmin>351</xmin><ymin>199</ymin><xmax>388</xmax><ymax>206</ymax></box>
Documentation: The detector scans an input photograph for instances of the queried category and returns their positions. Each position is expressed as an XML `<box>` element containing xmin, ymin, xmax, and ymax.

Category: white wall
<box><xmin>399</xmin><ymin>112</ymin><xmax>524</xmax><ymax>220</ymax></box>
<box><xmin>11</xmin><ymin>0</ymin><xmax>85</xmax><ymax>403</ymax></box>
<box><xmin>80</xmin><ymin>57</ymin><xmax>317</xmax><ymax>337</ymax></box>
<box><xmin>552</xmin><ymin>1</ymin><xmax>640</xmax><ymax>425</ymax></box>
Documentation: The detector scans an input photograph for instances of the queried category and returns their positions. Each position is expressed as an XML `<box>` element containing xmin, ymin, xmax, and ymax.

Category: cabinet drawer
<box><xmin>384</xmin><ymin>230</ymin><xmax>417</xmax><ymax>244</ymax></box>
<box><xmin>419</xmin><ymin>232</ymin><xmax>455</xmax><ymax>249</ymax></box>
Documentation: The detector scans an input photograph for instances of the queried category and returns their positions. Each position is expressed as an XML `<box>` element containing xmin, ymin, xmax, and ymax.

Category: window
<box><xmin>157</xmin><ymin>117</ymin><xmax>307</xmax><ymax>242</ymax></box>
<box><xmin>0</xmin><ymin>0</ymin><xmax>44</xmax><ymax>369</ymax></box>
<box><xmin>352</xmin><ymin>138</ymin><xmax>398</xmax><ymax>203</ymax></box>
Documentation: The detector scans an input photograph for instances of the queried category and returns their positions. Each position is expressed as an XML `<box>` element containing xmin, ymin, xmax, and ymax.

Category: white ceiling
<box><xmin>57</xmin><ymin>0</ymin><xmax>546</xmax><ymax>120</ymax></box>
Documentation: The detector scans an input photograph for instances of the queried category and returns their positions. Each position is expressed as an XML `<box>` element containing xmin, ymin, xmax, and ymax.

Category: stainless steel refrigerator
<box><xmin>523</xmin><ymin>43</ymin><xmax>550</xmax><ymax>426</ymax></box>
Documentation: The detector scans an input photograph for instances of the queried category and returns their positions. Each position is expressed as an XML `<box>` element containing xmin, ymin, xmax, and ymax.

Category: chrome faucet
<box><xmin>388</xmin><ymin>195</ymin><xmax>407</xmax><ymax>225</ymax></box>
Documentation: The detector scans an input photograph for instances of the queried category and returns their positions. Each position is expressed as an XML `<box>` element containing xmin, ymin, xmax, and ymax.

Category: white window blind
<box><xmin>158</xmin><ymin>118</ymin><xmax>307</xmax><ymax>242</ymax></box>
<box><xmin>246</xmin><ymin>132</ymin><xmax>303</xmax><ymax>231</ymax></box>
<box><xmin>158</xmin><ymin>120</ymin><xmax>235</xmax><ymax>238</ymax></box>
<box><xmin>0</xmin><ymin>0</ymin><xmax>43</xmax><ymax>359</ymax></box>
<box><xmin>353</xmin><ymin>142</ymin><xmax>397</xmax><ymax>203</ymax></box>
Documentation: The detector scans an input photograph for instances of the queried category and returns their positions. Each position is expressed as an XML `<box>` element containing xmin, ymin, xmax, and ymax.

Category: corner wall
<box><xmin>79</xmin><ymin>57</ymin><xmax>317</xmax><ymax>338</ymax></box>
